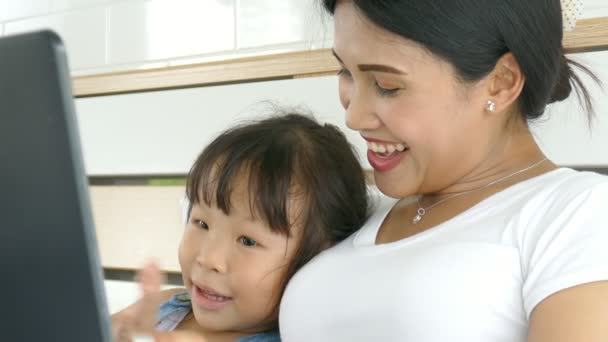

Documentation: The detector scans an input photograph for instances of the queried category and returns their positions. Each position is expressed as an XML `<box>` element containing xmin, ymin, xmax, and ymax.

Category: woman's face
<box><xmin>333</xmin><ymin>2</ymin><xmax>502</xmax><ymax>198</ymax></box>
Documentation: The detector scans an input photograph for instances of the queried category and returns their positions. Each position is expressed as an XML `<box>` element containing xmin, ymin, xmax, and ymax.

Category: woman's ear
<box><xmin>485</xmin><ymin>52</ymin><xmax>526</xmax><ymax>115</ymax></box>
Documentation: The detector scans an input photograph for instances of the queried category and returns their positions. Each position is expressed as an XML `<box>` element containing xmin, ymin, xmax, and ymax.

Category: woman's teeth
<box><xmin>368</xmin><ymin>141</ymin><xmax>407</xmax><ymax>154</ymax></box>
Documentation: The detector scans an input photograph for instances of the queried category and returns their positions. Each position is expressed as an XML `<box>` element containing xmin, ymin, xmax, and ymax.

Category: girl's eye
<box><xmin>375</xmin><ymin>82</ymin><xmax>401</xmax><ymax>97</ymax></box>
<box><xmin>238</xmin><ymin>236</ymin><xmax>258</xmax><ymax>247</ymax></box>
<box><xmin>337</xmin><ymin>68</ymin><xmax>352</xmax><ymax>78</ymax></box>
<box><xmin>193</xmin><ymin>219</ymin><xmax>209</xmax><ymax>230</ymax></box>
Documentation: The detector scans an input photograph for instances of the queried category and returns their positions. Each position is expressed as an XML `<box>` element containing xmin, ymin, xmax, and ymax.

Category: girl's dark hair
<box><xmin>322</xmin><ymin>0</ymin><xmax>599</xmax><ymax>121</ymax></box>
<box><xmin>186</xmin><ymin>111</ymin><xmax>369</xmax><ymax>324</ymax></box>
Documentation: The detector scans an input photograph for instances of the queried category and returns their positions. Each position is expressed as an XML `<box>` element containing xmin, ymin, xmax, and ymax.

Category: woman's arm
<box><xmin>528</xmin><ymin>281</ymin><xmax>608</xmax><ymax>342</ymax></box>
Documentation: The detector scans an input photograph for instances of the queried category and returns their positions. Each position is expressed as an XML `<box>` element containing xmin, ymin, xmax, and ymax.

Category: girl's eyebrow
<box><xmin>332</xmin><ymin>49</ymin><xmax>407</xmax><ymax>75</ymax></box>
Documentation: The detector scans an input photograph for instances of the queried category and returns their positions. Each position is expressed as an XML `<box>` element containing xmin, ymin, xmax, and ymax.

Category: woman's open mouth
<box><xmin>366</xmin><ymin>140</ymin><xmax>409</xmax><ymax>172</ymax></box>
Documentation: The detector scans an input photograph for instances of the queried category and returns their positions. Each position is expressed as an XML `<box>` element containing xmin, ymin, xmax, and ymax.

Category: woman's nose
<box><xmin>342</xmin><ymin>84</ymin><xmax>381</xmax><ymax>132</ymax></box>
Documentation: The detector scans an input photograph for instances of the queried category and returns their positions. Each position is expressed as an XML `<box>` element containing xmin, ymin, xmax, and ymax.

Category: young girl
<box><xmin>112</xmin><ymin>112</ymin><xmax>369</xmax><ymax>341</ymax></box>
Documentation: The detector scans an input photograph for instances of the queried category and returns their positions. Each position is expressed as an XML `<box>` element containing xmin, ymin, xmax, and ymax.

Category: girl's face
<box><xmin>333</xmin><ymin>2</ymin><xmax>503</xmax><ymax>198</ymax></box>
<box><xmin>178</xmin><ymin>177</ymin><xmax>301</xmax><ymax>334</ymax></box>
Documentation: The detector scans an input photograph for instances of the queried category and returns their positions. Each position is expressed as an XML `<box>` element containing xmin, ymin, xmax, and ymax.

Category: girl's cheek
<box><xmin>178</xmin><ymin>236</ymin><xmax>196</xmax><ymax>271</ymax></box>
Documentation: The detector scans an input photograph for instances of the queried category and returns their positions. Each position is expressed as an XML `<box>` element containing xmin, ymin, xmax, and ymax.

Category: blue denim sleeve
<box><xmin>235</xmin><ymin>330</ymin><xmax>280</xmax><ymax>342</ymax></box>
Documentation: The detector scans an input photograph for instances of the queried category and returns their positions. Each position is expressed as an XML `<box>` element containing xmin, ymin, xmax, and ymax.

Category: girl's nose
<box><xmin>196</xmin><ymin>236</ymin><xmax>228</xmax><ymax>274</ymax></box>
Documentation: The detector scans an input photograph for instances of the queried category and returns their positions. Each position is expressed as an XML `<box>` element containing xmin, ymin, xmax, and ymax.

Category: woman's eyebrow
<box><xmin>332</xmin><ymin>49</ymin><xmax>407</xmax><ymax>75</ymax></box>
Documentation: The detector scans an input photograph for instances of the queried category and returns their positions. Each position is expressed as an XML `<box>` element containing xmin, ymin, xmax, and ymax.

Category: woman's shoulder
<box><xmin>552</xmin><ymin>167</ymin><xmax>608</xmax><ymax>186</ymax></box>
<box><xmin>505</xmin><ymin>168</ymin><xmax>608</xmax><ymax>205</ymax></box>
<box><xmin>515</xmin><ymin>169</ymin><xmax>608</xmax><ymax>317</ymax></box>
<box><xmin>511</xmin><ymin>168</ymin><xmax>608</xmax><ymax>252</ymax></box>
<box><xmin>513</xmin><ymin>168</ymin><xmax>608</xmax><ymax>224</ymax></box>
<box><xmin>534</xmin><ymin>168</ymin><xmax>608</xmax><ymax>202</ymax></box>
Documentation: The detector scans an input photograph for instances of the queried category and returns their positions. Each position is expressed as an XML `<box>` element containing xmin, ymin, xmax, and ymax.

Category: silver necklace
<box><xmin>412</xmin><ymin>158</ymin><xmax>548</xmax><ymax>225</ymax></box>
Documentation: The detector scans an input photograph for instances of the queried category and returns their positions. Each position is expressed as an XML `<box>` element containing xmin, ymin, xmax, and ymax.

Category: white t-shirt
<box><xmin>279</xmin><ymin>168</ymin><xmax>608</xmax><ymax>342</ymax></box>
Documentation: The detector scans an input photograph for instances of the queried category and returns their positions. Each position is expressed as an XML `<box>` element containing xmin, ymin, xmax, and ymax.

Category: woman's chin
<box><xmin>372</xmin><ymin>168</ymin><xmax>417</xmax><ymax>199</ymax></box>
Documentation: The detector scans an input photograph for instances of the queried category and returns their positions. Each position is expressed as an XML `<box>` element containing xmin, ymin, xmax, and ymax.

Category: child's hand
<box><xmin>147</xmin><ymin>331</ymin><xmax>208</xmax><ymax>342</ymax></box>
<box><xmin>112</xmin><ymin>262</ymin><xmax>166</xmax><ymax>342</ymax></box>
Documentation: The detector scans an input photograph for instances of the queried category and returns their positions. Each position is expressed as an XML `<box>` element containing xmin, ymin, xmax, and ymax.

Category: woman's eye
<box><xmin>337</xmin><ymin>68</ymin><xmax>352</xmax><ymax>78</ymax></box>
<box><xmin>238</xmin><ymin>236</ymin><xmax>258</xmax><ymax>247</ymax></box>
<box><xmin>193</xmin><ymin>219</ymin><xmax>209</xmax><ymax>230</ymax></box>
<box><xmin>375</xmin><ymin>82</ymin><xmax>400</xmax><ymax>97</ymax></box>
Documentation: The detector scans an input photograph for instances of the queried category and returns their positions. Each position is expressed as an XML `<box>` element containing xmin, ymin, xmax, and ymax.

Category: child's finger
<box><xmin>133</xmin><ymin>261</ymin><xmax>166</xmax><ymax>330</ymax></box>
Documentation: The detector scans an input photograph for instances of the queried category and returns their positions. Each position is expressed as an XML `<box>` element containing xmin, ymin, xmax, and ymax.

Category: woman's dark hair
<box><xmin>186</xmin><ymin>111</ymin><xmax>369</xmax><ymax>325</ymax></box>
<box><xmin>322</xmin><ymin>0</ymin><xmax>599</xmax><ymax>121</ymax></box>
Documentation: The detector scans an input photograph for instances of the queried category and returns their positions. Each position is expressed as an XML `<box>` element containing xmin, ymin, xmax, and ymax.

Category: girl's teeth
<box><xmin>378</xmin><ymin>145</ymin><xmax>386</xmax><ymax>153</ymax></box>
<box><xmin>387</xmin><ymin>145</ymin><xmax>396</xmax><ymax>153</ymax></box>
<box><xmin>396</xmin><ymin>144</ymin><xmax>405</xmax><ymax>152</ymax></box>
<box><xmin>205</xmin><ymin>293</ymin><xmax>228</xmax><ymax>301</ymax></box>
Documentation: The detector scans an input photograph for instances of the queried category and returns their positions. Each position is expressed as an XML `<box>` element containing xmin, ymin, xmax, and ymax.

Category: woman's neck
<box><xmin>429</xmin><ymin>121</ymin><xmax>552</xmax><ymax>199</ymax></box>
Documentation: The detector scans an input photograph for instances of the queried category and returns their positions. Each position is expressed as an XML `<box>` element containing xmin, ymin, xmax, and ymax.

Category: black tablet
<box><xmin>0</xmin><ymin>30</ymin><xmax>112</xmax><ymax>342</ymax></box>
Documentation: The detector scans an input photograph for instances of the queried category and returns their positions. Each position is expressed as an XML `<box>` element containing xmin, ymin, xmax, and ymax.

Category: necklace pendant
<box><xmin>412</xmin><ymin>207</ymin><xmax>426</xmax><ymax>225</ymax></box>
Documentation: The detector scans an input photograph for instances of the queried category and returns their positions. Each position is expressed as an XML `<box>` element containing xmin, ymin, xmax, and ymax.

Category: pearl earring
<box><xmin>486</xmin><ymin>100</ymin><xmax>497</xmax><ymax>112</ymax></box>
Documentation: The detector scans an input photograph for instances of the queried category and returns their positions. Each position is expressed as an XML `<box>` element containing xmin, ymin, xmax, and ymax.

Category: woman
<box><xmin>279</xmin><ymin>0</ymin><xmax>608</xmax><ymax>341</ymax></box>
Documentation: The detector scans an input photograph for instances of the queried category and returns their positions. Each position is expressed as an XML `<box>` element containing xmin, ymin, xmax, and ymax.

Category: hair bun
<box><xmin>550</xmin><ymin>55</ymin><xmax>573</xmax><ymax>103</ymax></box>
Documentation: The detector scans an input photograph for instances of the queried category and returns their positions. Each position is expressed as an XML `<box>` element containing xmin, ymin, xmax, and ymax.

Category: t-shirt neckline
<box><xmin>353</xmin><ymin>167</ymin><xmax>573</xmax><ymax>249</ymax></box>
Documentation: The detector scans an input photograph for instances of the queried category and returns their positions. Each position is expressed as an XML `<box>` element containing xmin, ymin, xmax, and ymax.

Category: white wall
<box><xmin>587</xmin><ymin>0</ymin><xmax>608</xmax><ymax>17</ymax></box>
<box><xmin>75</xmin><ymin>76</ymin><xmax>365</xmax><ymax>175</ymax></box>
<box><xmin>0</xmin><ymin>0</ymin><xmax>331</xmax><ymax>74</ymax></box>
<box><xmin>532</xmin><ymin>50</ymin><xmax>608</xmax><ymax>167</ymax></box>
<box><xmin>75</xmin><ymin>49</ymin><xmax>608</xmax><ymax>177</ymax></box>
<box><xmin>0</xmin><ymin>0</ymin><xmax>604</xmax><ymax>75</ymax></box>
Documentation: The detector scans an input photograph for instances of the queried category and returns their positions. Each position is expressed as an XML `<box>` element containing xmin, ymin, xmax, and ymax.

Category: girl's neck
<box><xmin>176</xmin><ymin>312</ymin><xmax>273</xmax><ymax>342</ymax></box>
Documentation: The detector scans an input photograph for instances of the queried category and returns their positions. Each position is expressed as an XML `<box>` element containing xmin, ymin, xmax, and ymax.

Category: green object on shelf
<box><xmin>146</xmin><ymin>178</ymin><xmax>187</xmax><ymax>186</ymax></box>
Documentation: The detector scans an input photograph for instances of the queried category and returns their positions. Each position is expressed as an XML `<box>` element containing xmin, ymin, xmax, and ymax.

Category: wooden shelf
<box><xmin>72</xmin><ymin>17</ymin><xmax>608</xmax><ymax>98</ymax></box>
<box><xmin>73</xmin><ymin>49</ymin><xmax>339</xmax><ymax>98</ymax></box>
<box><xmin>563</xmin><ymin>17</ymin><xmax>608</xmax><ymax>53</ymax></box>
